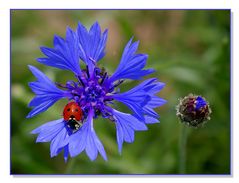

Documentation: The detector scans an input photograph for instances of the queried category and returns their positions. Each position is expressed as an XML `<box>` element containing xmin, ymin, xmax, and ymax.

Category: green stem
<box><xmin>179</xmin><ymin>124</ymin><xmax>187</xmax><ymax>174</ymax></box>
<box><xmin>65</xmin><ymin>158</ymin><xmax>76</xmax><ymax>174</ymax></box>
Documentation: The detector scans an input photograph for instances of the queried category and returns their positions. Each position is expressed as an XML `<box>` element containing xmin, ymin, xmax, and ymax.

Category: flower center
<box><xmin>84</xmin><ymin>83</ymin><xmax>105</xmax><ymax>103</ymax></box>
<box><xmin>57</xmin><ymin>66</ymin><xmax>122</xmax><ymax>119</ymax></box>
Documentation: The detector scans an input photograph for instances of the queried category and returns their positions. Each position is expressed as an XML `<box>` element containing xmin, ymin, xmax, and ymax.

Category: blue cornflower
<box><xmin>28</xmin><ymin>22</ymin><xmax>166</xmax><ymax>161</ymax></box>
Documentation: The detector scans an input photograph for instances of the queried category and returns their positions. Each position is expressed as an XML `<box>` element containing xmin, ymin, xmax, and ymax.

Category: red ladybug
<box><xmin>63</xmin><ymin>101</ymin><xmax>83</xmax><ymax>121</ymax></box>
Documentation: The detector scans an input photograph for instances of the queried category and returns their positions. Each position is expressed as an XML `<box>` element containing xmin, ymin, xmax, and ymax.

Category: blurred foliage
<box><xmin>11</xmin><ymin>10</ymin><xmax>230</xmax><ymax>174</ymax></box>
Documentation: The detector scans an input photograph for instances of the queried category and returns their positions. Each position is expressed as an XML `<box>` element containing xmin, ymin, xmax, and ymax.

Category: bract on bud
<box><xmin>176</xmin><ymin>94</ymin><xmax>211</xmax><ymax>127</ymax></box>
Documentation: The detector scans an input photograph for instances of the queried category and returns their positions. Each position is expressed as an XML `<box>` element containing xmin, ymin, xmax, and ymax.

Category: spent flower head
<box><xmin>176</xmin><ymin>94</ymin><xmax>211</xmax><ymax>128</ymax></box>
<box><xmin>27</xmin><ymin>21</ymin><xmax>166</xmax><ymax>161</ymax></box>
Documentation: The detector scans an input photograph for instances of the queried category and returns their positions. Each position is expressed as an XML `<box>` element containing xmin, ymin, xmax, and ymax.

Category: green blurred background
<box><xmin>11</xmin><ymin>10</ymin><xmax>230</xmax><ymax>174</ymax></box>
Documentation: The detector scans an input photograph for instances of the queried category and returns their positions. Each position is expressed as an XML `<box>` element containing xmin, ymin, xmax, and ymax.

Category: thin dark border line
<box><xmin>10</xmin><ymin>9</ymin><xmax>232</xmax><ymax>176</ymax></box>
<box><xmin>10</xmin><ymin>8</ymin><xmax>12</xmax><ymax>176</ymax></box>
<box><xmin>10</xmin><ymin>8</ymin><xmax>231</xmax><ymax>10</ymax></box>
<box><xmin>230</xmin><ymin>10</ymin><xmax>233</xmax><ymax>177</ymax></box>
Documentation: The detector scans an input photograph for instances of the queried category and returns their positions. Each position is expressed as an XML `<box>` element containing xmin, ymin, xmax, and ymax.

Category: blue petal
<box><xmin>146</xmin><ymin>96</ymin><xmax>167</xmax><ymax>108</ymax></box>
<box><xmin>144</xmin><ymin>116</ymin><xmax>160</xmax><ymax>124</ymax></box>
<box><xmin>113</xmin><ymin>91</ymin><xmax>150</xmax><ymax>121</ymax></box>
<box><xmin>112</xmin><ymin>78</ymin><xmax>165</xmax><ymax>120</ymax></box>
<box><xmin>85</xmin><ymin>130</ymin><xmax>98</xmax><ymax>161</ymax></box>
<box><xmin>68</xmin><ymin>110</ymin><xmax>107</xmax><ymax>161</ymax></box>
<box><xmin>27</xmin><ymin>66</ymin><xmax>69</xmax><ymax>118</ymax></box>
<box><xmin>142</xmin><ymin>106</ymin><xmax>159</xmax><ymax>119</ymax></box>
<box><xmin>27</xmin><ymin>98</ymin><xmax>59</xmax><ymax>119</ymax></box>
<box><xmin>37</xmin><ymin>27</ymin><xmax>81</xmax><ymax>75</ymax></box>
<box><xmin>68</xmin><ymin>127</ymin><xmax>87</xmax><ymax>157</ymax></box>
<box><xmin>128</xmin><ymin>78</ymin><xmax>165</xmax><ymax>95</ymax></box>
<box><xmin>108</xmin><ymin>38</ymin><xmax>154</xmax><ymax>82</ymax></box>
<box><xmin>31</xmin><ymin>119</ymin><xmax>70</xmax><ymax>159</ymax></box>
<box><xmin>136</xmin><ymin>78</ymin><xmax>165</xmax><ymax>93</ymax></box>
<box><xmin>91</xmin><ymin>129</ymin><xmax>107</xmax><ymax>161</ymax></box>
<box><xmin>50</xmin><ymin>126</ymin><xmax>69</xmax><ymax>157</ymax></box>
<box><xmin>112</xmin><ymin>109</ymin><xmax>147</xmax><ymax>153</ymax></box>
<box><xmin>31</xmin><ymin>119</ymin><xmax>65</xmax><ymax>143</ymax></box>
<box><xmin>142</xmin><ymin>81</ymin><xmax>166</xmax><ymax>118</ymax></box>
<box><xmin>142</xmin><ymin>99</ymin><xmax>166</xmax><ymax>119</ymax></box>
<box><xmin>115</xmin><ymin>78</ymin><xmax>166</xmax><ymax>121</ymax></box>
<box><xmin>64</xmin><ymin>145</ymin><xmax>69</xmax><ymax>162</ymax></box>
<box><xmin>116</xmin><ymin>121</ymin><xmax>124</xmax><ymax>153</ymax></box>
<box><xmin>195</xmin><ymin>96</ymin><xmax>207</xmax><ymax>110</ymax></box>
<box><xmin>77</xmin><ymin>22</ymin><xmax>108</xmax><ymax>74</ymax></box>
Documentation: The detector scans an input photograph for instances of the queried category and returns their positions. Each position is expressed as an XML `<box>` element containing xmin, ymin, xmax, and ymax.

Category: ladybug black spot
<box><xmin>75</xmin><ymin>109</ymin><xmax>79</xmax><ymax>112</ymax></box>
<box><xmin>67</xmin><ymin>108</ymin><xmax>70</xmax><ymax>111</ymax></box>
